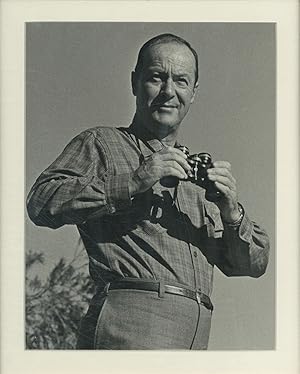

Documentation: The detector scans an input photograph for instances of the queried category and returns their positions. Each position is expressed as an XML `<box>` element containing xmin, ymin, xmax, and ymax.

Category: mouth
<box><xmin>153</xmin><ymin>103</ymin><xmax>178</xmax><ymax>111</ymax></box>
<box><xmin>160</xmin><ymin>105</ymin><xmax>177</xmax><ymax>108</ymax></box>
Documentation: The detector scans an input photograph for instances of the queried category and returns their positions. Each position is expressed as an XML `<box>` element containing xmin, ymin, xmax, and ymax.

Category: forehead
<box><xmin>142</xmin><ymin>42</ymin><xmax>196</xmax><ymax>75</ymax></box>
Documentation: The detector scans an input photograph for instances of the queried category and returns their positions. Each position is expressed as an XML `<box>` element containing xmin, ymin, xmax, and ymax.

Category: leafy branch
<box><xmin>26</xmin><ymin>244</ymin><xmax>95</xmax><ymax>349</ymax></box>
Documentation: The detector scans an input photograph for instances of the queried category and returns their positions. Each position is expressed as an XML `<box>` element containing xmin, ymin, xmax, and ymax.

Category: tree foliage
<box><xmin>26</xmin><ymin>246</ymin><xmax>95</xmax><ymax>349</ymax></box>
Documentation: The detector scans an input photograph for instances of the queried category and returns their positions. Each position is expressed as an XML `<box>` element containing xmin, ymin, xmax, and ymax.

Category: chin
<box><xmin>152</xmin><ymin>115</ymin><xmax>180</xmax><ymax>129</ymax></box>
<box><xmin>150</xmin><ymin>122</ymin><xmax>180</xmax><ymax>138</ymax></box>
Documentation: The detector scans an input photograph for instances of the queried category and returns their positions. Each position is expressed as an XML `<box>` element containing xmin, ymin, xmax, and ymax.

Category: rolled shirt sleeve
<box><xmin>218</xmin><ymin>211</ymin><xmax>270</xmax><ymax>278</ymax></box>
<box><xmin>27</xmin><ymin>129</ymin><xmax>133</xmax><ymax>228</ymax></box>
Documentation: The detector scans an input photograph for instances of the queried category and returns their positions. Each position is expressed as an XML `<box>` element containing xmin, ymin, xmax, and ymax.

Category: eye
<box><xmin>149</xmin><ymin>74</ymin><xmax>162</xmax><ymax>83</ymax></box>
<box><xmin>175</xmin><ymin>77</ymin><xmax>189</xmax><ymax>87</ymax></box>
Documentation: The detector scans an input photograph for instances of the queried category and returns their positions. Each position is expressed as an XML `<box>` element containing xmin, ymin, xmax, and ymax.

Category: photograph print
<box><xmin>26</xmin><ymin>22</ymin><xmax>275</xmax><ymax>350</ymax></box>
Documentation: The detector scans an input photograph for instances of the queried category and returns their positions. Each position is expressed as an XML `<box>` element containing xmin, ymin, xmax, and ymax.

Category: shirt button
<box><xmin>193</xmin><ymin>251</ymin><xmax>198</xmax><ymax>258</ymax></box>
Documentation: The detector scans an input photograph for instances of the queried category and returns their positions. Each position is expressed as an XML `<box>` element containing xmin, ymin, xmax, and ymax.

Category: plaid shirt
<box><xmin>27</xmin><ymin>124</ymin><xmax>269</xmax><ymax>297</ymax></box>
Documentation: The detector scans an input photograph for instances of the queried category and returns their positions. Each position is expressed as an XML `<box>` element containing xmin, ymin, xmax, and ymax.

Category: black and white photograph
<box><xmin>1</xmin><ymin>1</ymin><xmax>299</xmax><ymax>373</ymax></box>
<box><xmin>25</xmin><ymin>22</ymin><xmax>275</xmax><ymax>350</ymax></box>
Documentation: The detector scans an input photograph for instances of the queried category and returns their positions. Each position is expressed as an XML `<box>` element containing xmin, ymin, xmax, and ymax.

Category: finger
<box><xmin>159</xmin><ymin>146</ymin><xmax>189</xmax><ymax>160</ymax></box>
<box><xmin>207</xmin><ymin>167</ymin><xmax>236</xmax><ymax>184</ymax></box>
<box><xmin>212</xmin><ymin>161</ymin><xmax>231</xmax><ymax>170</ymax></box>
<box><xmin>207</xmin><ymin>174</ymin><xmax>236</xmax><ymax>191</ymax></box>
<box><xmin>165</xmin><ymin>146</ymin><xmax>189</xmax><ymax>156</ymax></box>
<box><xmin>161</xmin><ymin>160</ymin><xmax>189</xmax><ymax>179</ymax></box>
<box><xmin>161</xmin><ymin>147</ymin><xmax>194</xmax><ymax>165</ymax></box>
<box><xmin>157</xmin><ymin>151</ymin><xmax>192</xmax><ymax>172</ymax></box>
<box><xmin>214</xmin><ymin>181</ymin><xmax>236</xmax><ymax>198</ymax></box>
<box><xmin>161</xmin><ymin>165</ymin><xmax>188</xmax><ymax>180</ymax></box>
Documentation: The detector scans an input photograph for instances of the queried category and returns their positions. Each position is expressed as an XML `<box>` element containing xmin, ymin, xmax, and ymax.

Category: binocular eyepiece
<box><xmin>160</xmin><ymin>145</ymin><xmax>222</xmax><ymax>202</ymax></box>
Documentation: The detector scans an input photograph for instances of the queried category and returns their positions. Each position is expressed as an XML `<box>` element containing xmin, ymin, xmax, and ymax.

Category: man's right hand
<box><xmin>129</xmin><ymin>146</ymin><xmax>191</xmax><ymax>196</ymax></box>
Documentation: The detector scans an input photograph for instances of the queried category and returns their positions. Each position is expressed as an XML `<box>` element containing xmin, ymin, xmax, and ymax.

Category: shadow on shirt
<box><xmin>81</xmin><ymin>189</ymin><xmax>226</xmax><ymax>268</ymax></box>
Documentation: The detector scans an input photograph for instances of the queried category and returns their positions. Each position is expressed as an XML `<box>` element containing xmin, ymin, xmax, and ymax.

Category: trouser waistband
<box><xmin>101</xmin><ymin>278</ymin><xmax>213</xmax><ymax>311</ymax></box>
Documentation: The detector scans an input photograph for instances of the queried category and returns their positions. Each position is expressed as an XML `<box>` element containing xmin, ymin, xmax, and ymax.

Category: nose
<box><xmin>161</xmin><ymin>78</ymin><xmax>175</xmax><ymax>98</ymax></box>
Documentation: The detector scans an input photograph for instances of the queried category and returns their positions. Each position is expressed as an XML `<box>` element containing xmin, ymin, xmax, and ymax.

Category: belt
<box><xmin>104</xmin><ymin>279</ymin><xmax>213</xmax><ymax>311</ymax></box>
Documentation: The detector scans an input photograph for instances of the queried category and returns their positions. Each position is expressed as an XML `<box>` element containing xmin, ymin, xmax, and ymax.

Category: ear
<box><xmin>190</xmin><ymin>81</ymin><xmax>199</xmax><ymax>104</ymax></box>
<box><xmin>131</xmin><ymin>71</ymin><xmax>138</xmax><ymax>96</ymax></box>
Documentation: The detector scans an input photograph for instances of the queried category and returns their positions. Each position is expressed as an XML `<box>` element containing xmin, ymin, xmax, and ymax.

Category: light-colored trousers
<box><xmin>77</xmin><ymin>288</ymin><xmax>212</xmax><ymax>350</ymax></box>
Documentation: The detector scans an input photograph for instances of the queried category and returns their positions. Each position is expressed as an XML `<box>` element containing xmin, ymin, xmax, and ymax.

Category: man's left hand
<box><xmin>206</xmin><ymin>161</ymin><xmax>240</xmax><ymax>223</ymax></box>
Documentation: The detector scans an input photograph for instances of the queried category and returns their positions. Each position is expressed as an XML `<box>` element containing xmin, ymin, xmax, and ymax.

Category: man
<box><xmin>27</xmin><ymin>33</ymin><xmax>269</xmax><ymax>350</ymax></box>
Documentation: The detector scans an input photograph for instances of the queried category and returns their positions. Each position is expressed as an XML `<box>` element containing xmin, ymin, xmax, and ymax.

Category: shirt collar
<box><xmin>128</xmin><ymin>121</ymin><xmax>181</xmax><ymax>157</ymax></box>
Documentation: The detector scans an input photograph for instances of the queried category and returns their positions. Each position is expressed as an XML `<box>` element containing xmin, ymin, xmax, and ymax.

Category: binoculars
<box><xmin>160</xmin><ymin>146</ymin><xmax>222</xmax><ymax>202</ymax></box>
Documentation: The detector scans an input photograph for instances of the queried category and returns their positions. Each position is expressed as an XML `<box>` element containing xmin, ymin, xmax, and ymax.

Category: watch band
<box><xmin>225</xmin><ymin>203</ymin><xmax>244</xmax><ymax>227</ymax></box>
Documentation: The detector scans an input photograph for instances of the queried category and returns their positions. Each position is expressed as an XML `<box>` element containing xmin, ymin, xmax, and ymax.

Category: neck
<box><xmin>159</xmin><ymin>132</ymin><xmax>178</xmax><ymax>147</ymax></box>
<box><xmin>131</xmin><ymin>114</ymin><xmax>179</xmax><ymax>147</ymax></box>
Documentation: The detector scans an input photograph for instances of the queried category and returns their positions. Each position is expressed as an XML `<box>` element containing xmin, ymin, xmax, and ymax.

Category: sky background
<box><xmin>26</xmin><ymin>22</ymin><xmax>275</xmax><ymax>350</ymax></box>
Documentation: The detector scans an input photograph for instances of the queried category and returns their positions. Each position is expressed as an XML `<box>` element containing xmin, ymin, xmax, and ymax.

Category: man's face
<box><xmin>132</xmin><ymin>42</ymin><xmax>198</xmax><ymax>136</ymax></box>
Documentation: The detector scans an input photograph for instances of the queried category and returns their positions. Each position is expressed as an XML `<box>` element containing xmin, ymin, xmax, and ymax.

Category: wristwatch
<box><xmin>225</xmin><ymin>203</ymin><xmax>244</xmax><ymax>227</ymax></box>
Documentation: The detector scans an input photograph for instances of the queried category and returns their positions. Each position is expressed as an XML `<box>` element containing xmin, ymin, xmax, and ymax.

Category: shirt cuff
<box><xmin>104</xmin><ymin>173</ymin><xmax>133</xmax><ymax>214</ymax></box>
<box><xmin>224</xmin><ymin>208</ymin><xmax>253</xmax><ymax>243</ymax></box>
<box><xmin>237</xmin><ymin>210</ymin><xmax>254</xmax><ymax>243</ymax></box>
